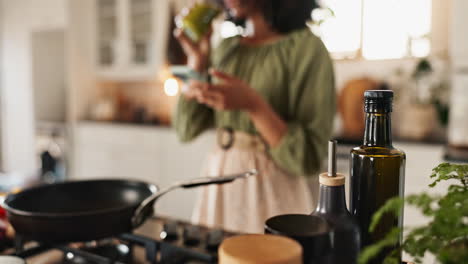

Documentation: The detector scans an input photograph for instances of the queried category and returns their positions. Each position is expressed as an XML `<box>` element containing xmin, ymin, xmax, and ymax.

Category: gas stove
<box><xmin>3</xmin><ymin>217</ymin><xmax>237</xmax><ymax>264</ymax></box>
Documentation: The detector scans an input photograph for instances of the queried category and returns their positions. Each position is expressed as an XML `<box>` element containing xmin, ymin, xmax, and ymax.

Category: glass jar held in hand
<box><xmin>174</xmin><ymin>0</ymin><xmax>222</xmax><ymax>73</ymax></box>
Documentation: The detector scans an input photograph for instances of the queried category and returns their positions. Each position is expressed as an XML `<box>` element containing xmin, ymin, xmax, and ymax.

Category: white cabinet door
<box><xmin>451</xmin><ymin>0</ymin><xmax>468</xmax><ymax>69</ymax></box>
<box><xmin>73</xmin><ymin>123</ymin><xmax>161</xmax><ymax>185</ymax></box>
<box><xmin>448</xmin><ymin>74</ymin><xmax>468</xmax><ymax>146</ymax></box>
<box><xmin>95</xmin><ymin>0</ymin><xmax>119</xmax><ymax>68</ymax></box>
<box><xmin>94</xmin><ymin>0</ymin><xmax>170</xmax><ymax>80</ymax></box>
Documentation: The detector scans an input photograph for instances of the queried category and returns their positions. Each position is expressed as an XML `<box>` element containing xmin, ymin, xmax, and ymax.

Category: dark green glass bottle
<box><xmin>349</xmin><ymin>90</ymin><xmax>405</xmax><ymax>262</ymax></box>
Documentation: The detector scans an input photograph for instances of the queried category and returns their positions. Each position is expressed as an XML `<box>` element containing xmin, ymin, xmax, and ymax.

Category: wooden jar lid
<box><xmin>219</xmin><ymin>234</ymin><xmax>302</xmax><ymax>264</ymax></box>
<box><xmin>0</xmin><ymin>256</ymin><xmax>26</xmax><ymax>264</ymax></box>
<box><xmin>319</xmin><ymin>173</ymin><xmax>346</xmax><ymax>186</ymax></box>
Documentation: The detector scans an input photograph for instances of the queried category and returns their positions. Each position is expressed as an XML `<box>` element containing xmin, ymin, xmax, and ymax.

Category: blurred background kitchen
<box><xmin>0</xmin><ymin>0</ymin><xmax>467</xmax><ymax>241</ymax></box>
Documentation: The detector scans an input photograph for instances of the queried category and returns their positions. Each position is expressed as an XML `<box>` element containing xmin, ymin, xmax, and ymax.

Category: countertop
<box><xmin>80</xmin><ymin>120</ymin><xmax>449</xmax><ymax>146</ymax></box>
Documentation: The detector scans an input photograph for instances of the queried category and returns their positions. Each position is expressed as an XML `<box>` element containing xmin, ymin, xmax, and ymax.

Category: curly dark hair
<box><xmin>221</xmin><ymin>0</ymin><xmax>318</xmax><ymax>33</ymax></box>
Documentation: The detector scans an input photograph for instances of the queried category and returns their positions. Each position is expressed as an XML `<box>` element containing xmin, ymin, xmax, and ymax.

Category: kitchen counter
<box><xmin>86</xmin><ymin>120</ymin><xmax>449</xmax><ymax>146</ymax></box>
<box><xmin>334</xmin><ymin>135</ymin><xmax>447</xmax><ymax>147</ymax></box>
<box><xmin>72</xmin><ymin>121</ymin><xmax>456</xmax><ymax>223</ymax></box>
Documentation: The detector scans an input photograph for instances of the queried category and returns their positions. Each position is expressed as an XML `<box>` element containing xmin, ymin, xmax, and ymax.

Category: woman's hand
<box><xmin>181</xmin><ymin>80</ymin><xmax>208</xmax><ymax>101</ymax></box>
<box><xmin>174</xmin><ymin>10</ymin><xmax>212</xmax><ymax>72</ymax></box>
<box><xmin>193</xmin><ymin>69</ymin><xmax>262</xmax><ymax>112</ymax></box>
<box><xmin>182</xmin><ymin>69</ymin><xmax>287</xmax><ymax>147</ymax></box>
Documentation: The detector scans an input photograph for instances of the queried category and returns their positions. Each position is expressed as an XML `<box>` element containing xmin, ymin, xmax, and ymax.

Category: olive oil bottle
<box><xmin>350</xmin><ymin>90</ymin><xmax>405</xmax><ymax>262</ymax></box>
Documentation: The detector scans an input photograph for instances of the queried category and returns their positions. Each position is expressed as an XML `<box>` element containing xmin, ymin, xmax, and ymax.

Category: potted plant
<box><xmin>391</xmin><ymin>58</ymin><xmax>450</xmax><ymax>141</ymax></box>
<box><xmin>359</xmin><ymin>163</ymin><xmax>468</xmax><ymax>264</ymax></box>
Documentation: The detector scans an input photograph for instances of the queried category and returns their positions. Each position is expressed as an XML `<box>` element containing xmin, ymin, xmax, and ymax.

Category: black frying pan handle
<box><xmin>180</xmin><ymin>175</ymin><xmax>241</xmax><ymax>188</ymax></box>
<box><xmin>132</xmin><ymin>170</ymin><xmax>258</xmax><ymax>228</ymax></box>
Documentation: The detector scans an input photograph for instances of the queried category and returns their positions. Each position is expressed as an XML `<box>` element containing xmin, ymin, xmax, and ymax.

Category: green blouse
<box><xmin>173</xmin><ymin>28</ymin><xmax>336</xmax><ymax>177</ymax></box>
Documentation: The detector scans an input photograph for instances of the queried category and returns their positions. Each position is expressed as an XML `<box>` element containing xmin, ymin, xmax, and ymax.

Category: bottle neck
<box><xmin>315</xmin><ymin>185</ymin><xmax>348</xmax><ymax>215</ymax></box>
<box><xmin>363</xmin><ymin>112</ymin><xmax>393</xmax><ymax>147</ymax></box>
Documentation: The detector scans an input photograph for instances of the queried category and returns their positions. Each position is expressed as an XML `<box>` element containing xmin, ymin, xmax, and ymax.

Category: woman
<box><xmin>173</xmin><ymin>0</ymin><xmax>335</xmax><ymax>233</ymax></box>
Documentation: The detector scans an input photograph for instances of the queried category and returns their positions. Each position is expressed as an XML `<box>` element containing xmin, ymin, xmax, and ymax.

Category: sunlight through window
<box><xmin>313</xmin><ymin>0</ymin><xmax>362</xmax><ymax>58</ymax></box>
<box><xmin>317</xmin><ymin>0</ymin><xmax>432</xmax><ymax>60</ymax></box>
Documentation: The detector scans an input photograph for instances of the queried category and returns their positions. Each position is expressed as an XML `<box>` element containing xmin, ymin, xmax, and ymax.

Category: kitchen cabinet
<box><xmin>451</xmin><ymin>0</ymin><xmax>468</xmax><ymax>69</ymax></box>
<box><xmin>448</xmin><ymin>74</ymin><xmax>468</xmax><ymax>146</ymax></box>
<box><xmin>72</xmin><ymin>122</ymin><xmax>215</xmax><ymax>220</ymax></box>
<box><xmin>73</xmin><ymin>122</ymin><xmax>161</xmax><ymax>182</ymax></box>
<box><xmin>449</xmin><ymin>0</ymin><xmax>468</xmax><ymax>147</ymax></box>
<box><xmin>94</xmin><ymin>0</ymin><xmax>170</xmax><ymax>80</ymax></box>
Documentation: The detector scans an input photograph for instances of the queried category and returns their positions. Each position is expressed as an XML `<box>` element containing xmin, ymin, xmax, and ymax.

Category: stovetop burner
<box><xmin>7</xmin><ymin>217</ymin><xmax>237</xmax><ymax>264</ymax></box>
<box><xmin>62</xmin><ymin>239</ymin><xmax>133</xmax><ymax>264</ymax></box>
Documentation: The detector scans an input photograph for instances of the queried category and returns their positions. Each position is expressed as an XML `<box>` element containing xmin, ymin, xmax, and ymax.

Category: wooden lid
<box><xmin>219</xmin><ymin>234</ymin><xmax>302</xmax><ymax>264</ymax></box>
<box><xmin>0</xmin><ymin>256</ymin><xmax>26</xmax><ymax>264</ymax></box>
<box><xmin>319</xmin><ymin>173</ymin><xmax>346</xmax><ymax>186</ymax></box>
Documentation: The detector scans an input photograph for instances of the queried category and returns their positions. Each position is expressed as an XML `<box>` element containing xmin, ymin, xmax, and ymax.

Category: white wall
<box><xmin>0</xmin><ymin>1</ymin><xmax>3</xmax><ymax>168</ymax></box>
<box><xmin>32</xmin><ymin>30</ymin><xmax>66</xmax><ymax>123</ymax></box>
<box><xmin>334</xmin><ymin>58</ymin><xmax>419</xmax><ymax>91</ymax></box>
<box><xmin>0</xmin><ymin>0</ymin><xmax>67</xmax><ymax>173</ymax></box>
<box><xmin>66</xmin><ymin>0</ymin><xmax>99</xmax><ymax>179</ymax></box>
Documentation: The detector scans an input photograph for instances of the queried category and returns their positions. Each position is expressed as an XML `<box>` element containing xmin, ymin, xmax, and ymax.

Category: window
<box><xmin>312</xmin><ymin>0</ymin><xmax>432</xmax><ymax>60</ymax></box>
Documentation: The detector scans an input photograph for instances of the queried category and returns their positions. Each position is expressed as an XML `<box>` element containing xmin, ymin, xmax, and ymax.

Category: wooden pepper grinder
<box><xmin>312</xmin><ymin>140</ymin><xmax>360</xmax><ymax>264</ymax></box>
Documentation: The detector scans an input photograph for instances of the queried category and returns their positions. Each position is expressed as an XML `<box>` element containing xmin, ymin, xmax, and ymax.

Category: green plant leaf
<box><xmin>369</xmin><ymin>197</ymin><xmax>404</xmax><ymax>232</ymax></box>
<box><xmin>362</xmin><ymin>163</ymin><xmax>468</xmax><ymax>264</ymax></box>
<box><xmin>429</xmin><ymin>163</ymin><xmax>468</xmax><ymax>188</ymax></box>
<box><xmin>406</xmin><ymin>193</ymin><xmax>438</xmax><ymax>216</ymax></box>
<box><xmin>358</xmin><ymin>228</ymin><xmax>401</xmax><ymax>264</ymax></box>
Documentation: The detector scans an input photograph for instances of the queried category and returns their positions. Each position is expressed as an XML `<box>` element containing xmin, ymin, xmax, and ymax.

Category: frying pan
<box><xmin>1</xmin><ymin>170</ymin><xmax>256</xmax><ymax>243</ymax></box>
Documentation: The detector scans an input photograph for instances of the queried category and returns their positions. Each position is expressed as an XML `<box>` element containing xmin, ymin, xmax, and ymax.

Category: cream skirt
<box><xmin>191</xmin><ymin>131</ymin><xmax>319</xmax><ymax>234</ymax></box>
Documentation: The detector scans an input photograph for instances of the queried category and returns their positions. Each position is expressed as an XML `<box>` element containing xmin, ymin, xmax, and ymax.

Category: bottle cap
<box><xmin>319</xmin><ymin>173</ymin><xmax>345</xmax><ymax>186</ymax></box>
<box><xmin>364</xmin><ymin>90</ymin><xmax>393</xmax><ymax>99</ymax></box>
<box><xmin>364</xmin><ymin>90</ymin><xmax>393</xmax><ymax>113</ymax></box>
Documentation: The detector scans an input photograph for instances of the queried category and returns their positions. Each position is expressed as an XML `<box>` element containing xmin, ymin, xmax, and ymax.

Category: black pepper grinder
<box><xmin>312</xmin><ymin>140</ymin><xmax>360</xmax><ymax>264</ymax></box>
